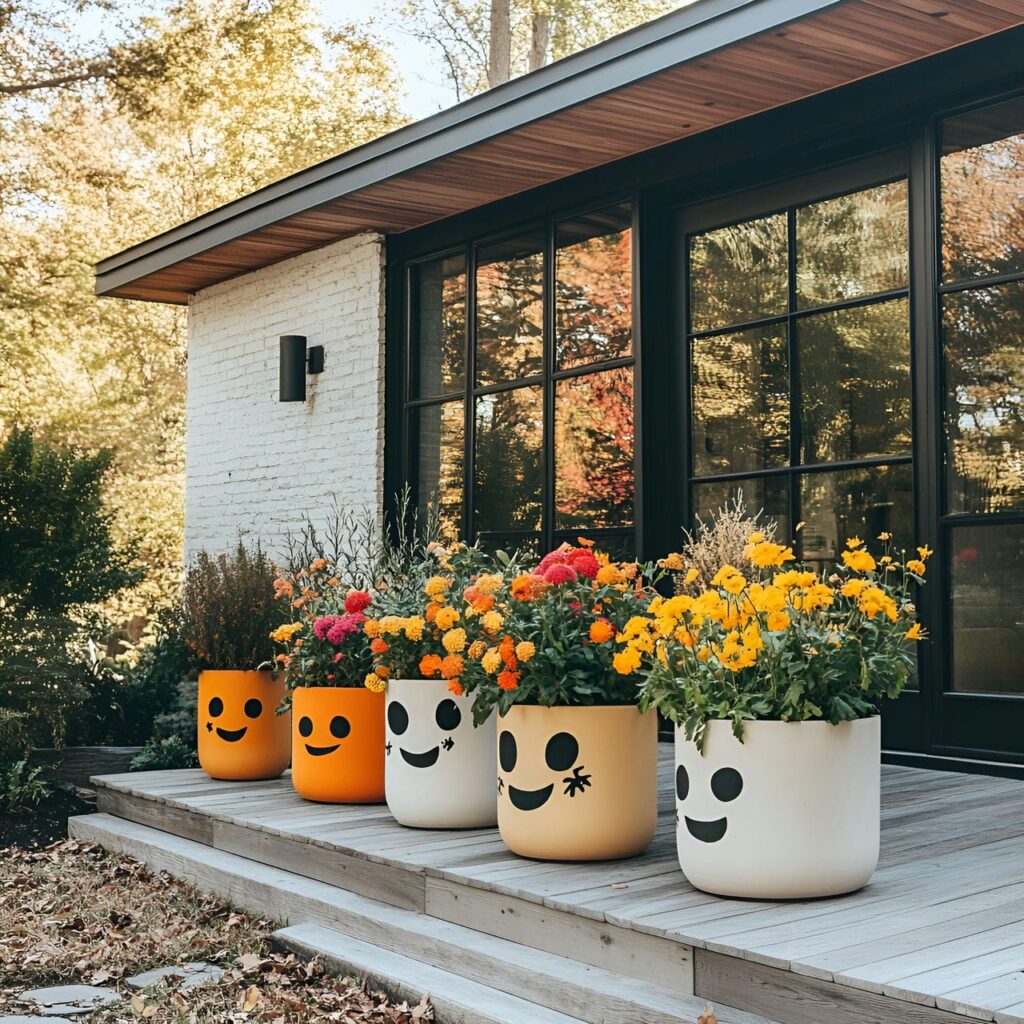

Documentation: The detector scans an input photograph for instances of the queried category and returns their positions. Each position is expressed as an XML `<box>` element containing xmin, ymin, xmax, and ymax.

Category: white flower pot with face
<box><xmin>675</xmin><ymin>716</ymin><xmax>880</xmax><ymax>899</ymax></box>
<box><xmin>385</xmin><ymin>677</ymin><xmax>497</xmax><ymax>829</ymax></box>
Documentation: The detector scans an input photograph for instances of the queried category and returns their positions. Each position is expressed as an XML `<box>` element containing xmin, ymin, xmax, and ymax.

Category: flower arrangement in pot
<box><xmin>365</xmin><ymin>540</ymin><xmax>515</xmax><ymax>830</ymax></box>
<box><xmin>269</xmin><ymin>561</ymin><xmax>385</xmax><ymax>804</ymax></box>
<box><xmin>623</xmin><ymin>527</ymin><xmax>929</xmax><ymax>899</ymax></box>
<box><xmin>461</xmin><ymin>541</ymin><xmax>664</xmax><ymax>862</ymax></box>
<box><xmin>182</xmin><ymin>541</ymin><xmax>291</xmax><ymax>781</ymax></box>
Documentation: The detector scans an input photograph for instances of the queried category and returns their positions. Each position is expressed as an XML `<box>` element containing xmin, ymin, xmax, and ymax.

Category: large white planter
<box><xmin>675</xmin><ymin>717</ymin><xmax>880</xmax><ymax>899</ymax></box>
<box><xmin>385</xmin><ymin>678</ymin><xmax>497</xmax><ymax>829</ymax></box>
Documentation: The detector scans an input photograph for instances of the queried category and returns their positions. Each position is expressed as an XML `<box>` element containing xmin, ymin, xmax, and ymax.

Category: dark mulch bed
<box><xmin>0</xmin><ymin>787</ymin><xmax>94</xmax><ymax>850</ymax></box>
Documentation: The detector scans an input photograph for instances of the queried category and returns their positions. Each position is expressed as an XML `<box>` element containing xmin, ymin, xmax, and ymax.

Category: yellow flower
<box><xmin>745</xmin><ymin>541</ymin><xmax>796</xmax><ymax>569</ymax></box>
<box><xmin>657</xmin><ymin>552</ymin><xmax>684</xmax><ymax>571</ymax></box>
<box><xmin>596</xmin><ymin>563</ymin><xmax>626</xmax><ymax>585</ymax></box>
<box><xmin>363</xmin><ymin>618</ymin><xmax>382</xmax><ymax>638</ymax></box>
<box><xmin>917</xmin><ymin>545</ymin><xmax>934</xmax><ymax>560</ymax></box>
<box><xmin>846</xmin><ymin>536</ymin><xmax>863</xmax><ymax>550</ymax></box>
<box><xmin>712</xmin><ymin>564</ymin><xmax>742</xmax><ymax>586</ymax></box>
<box><xmin>774</xmin><ymin>570</ymin><xmax>817</xmax><ymax>590</ymax></box>
<box><xmin>480</xmin><ymin>610</ymin><xmax>504</xmax><ymax>635</ymax></box>
<box><xmin>442</xmin><ymin>628</ymin><xmax>467</xmax><ymax>653</ymax></box>
<box><xmin>696</xmin><ymin>646</ymin><xmax>713</xmax><ymax>662</ymax></box>
<box><xmin>683</xmin><ymin>567</ymin><xmax>699</xmax><ymax>586</ymax></box>
<box><xmin>270</xmin><ymin>622</ymin><xmax>303</xmax><ymax>643</ymax></box>
<box><xmin>747</xmin><ymin>531</ymin><xmax>765</xmax><ymax>544</ymax></box>
<box><xmin>425</xmin><ymin>575</ymin><xmax>451</xmax><ymax>599</ymax></box>
<box><xmin>613</xmin><ymin>647</ymin><xmax>642</xmax><ymax>675</ymax></box>
<box><xmin>721</xmin><ymin>573</ymin><xmax>746</xmax><ymax>595</ymax></box>
<box><xmin>857</xmin><ymin>586</ymin><xmax>898</xmax><ymax>622</ymax></box>
<box><xmin>481</xmin><ymin>648</ymin><xmax>502</xmax><ymax>674</ymax></box>
<box><xmin>841</xmin><ymin>578</ymin><xmax>869</xmax><ymax>598</ymax></box>
<box><xmin>907</xmin><ymin>559</ymin><xmax>927</xmax><ymax>576</ymax></box>
<box><xmin>842</xmin><ymin>549</ymin><xmax>876</xmax><ymax>573</ymax></box>
<box><xmin>878</xmin><ymin>532</ymin><xmax>892</xmax><ymax>541</ymax></box>
<box><xmin>515</xmin><ymin>641</ymin><xmax>535</xmax><ymax>662</ymax></box>
<box><xmin>467</xmin><ymin>639</ymin><xmax>487</xmax><ymax>659</ymax></box>
<box><xmin>435</xmin><ymin>605</ymin><xmax>460</xmax><ymax>630</ymax></box>
<box><xmin>474</xmin><ymin>573</ymin><xmax>502</xmax><ymax>596</ymax></box>
<box><xmin>766</xmin><ymin>610</ymin><xmax>790</xmax><ymax>631</ymax></box>
<box><xmin>905</xmin><ymin>622</ymin><xmax>926</xmax><ymax>641</ymax></box>
<box><xmin>404</xmin><ymin>616</ymin><xmax>425</xmax><ymax>641</ymax></box>
<box><xmin>363</xmin><ymin>672</ymin><xmax>386</xmax><ymax>693</ymax></box>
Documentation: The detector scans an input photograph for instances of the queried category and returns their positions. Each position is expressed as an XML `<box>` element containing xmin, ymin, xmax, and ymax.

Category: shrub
<box><xmin>130</xmin><ymin>736</ymin><xmax>198</xmax><ymax>772</ymax></box>
<box><xmin>181</xmin><ymin>540</ymin><xmax>284</xmax><ymax>671</ymax></box>
<box><xmin>0</xmin><ymin>760</ymin><xmax>53</xmax><ymax>813</ymax></box>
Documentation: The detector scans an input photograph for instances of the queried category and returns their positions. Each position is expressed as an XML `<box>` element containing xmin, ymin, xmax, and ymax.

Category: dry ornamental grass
<box><xmin>0</xmin><ymin>840</ymin><xmax>432</xmax><ymax>1023</ymax></box>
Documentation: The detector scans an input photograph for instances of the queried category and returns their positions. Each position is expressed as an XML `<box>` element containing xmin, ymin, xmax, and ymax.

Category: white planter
<box><xmin>675</xmin><ymin>716</ymin><xmax>880</xmax><ymax>899</ymax></box>
<box><xmin>385</xmin><ymin>678</ymin><xmax>497</xmax><ymax>829</ymax></box>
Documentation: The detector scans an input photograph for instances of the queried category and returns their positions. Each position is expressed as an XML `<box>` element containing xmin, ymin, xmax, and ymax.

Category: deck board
<box><xmin>91</xmin><ymin>757</ymin><xmax>1024</xmax><ymax>1023</ymax></box>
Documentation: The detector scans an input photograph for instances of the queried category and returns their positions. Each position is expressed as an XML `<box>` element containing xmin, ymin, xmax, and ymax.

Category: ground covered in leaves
<box><xmin>0</xmin><ymin>840</ymin><xmax>432</xmax><ymax>1022</ymax></box>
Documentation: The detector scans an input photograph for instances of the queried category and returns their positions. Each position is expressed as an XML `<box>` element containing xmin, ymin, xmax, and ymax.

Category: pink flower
<box><xmin>326</xmin><ymin>612</ymin><xmax>363</xmax><ymax>646</ymax></box>
<box><xmin>345</xmin><ymin>589</ymin><xmax>372</xmax><ymax>614</ymax></box>
<box><xmin>313</xmin><ymin>616</ymin><xmax>337</xmax><ymax>641</ymax></box>
<box><xmin>333</xmin><ymin>652</ymin><xmax>343</xmax><ymax>663</ymax></box>
<box><xmin>537</xmin><ymin>550</ymin><xmax>567</xmax><ymax>573</ymax></box>
<box><xmin>566</xmin><ymin>549</ymin><xmax>599</xmax><ymax>579</ymax></box>
<box><xmin>543</xmin><ymin>564</ymin><xmax>579</xmax><ymax>585</ymax></box>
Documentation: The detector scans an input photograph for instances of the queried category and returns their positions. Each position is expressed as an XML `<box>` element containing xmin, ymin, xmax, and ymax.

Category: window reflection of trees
<box><xmin>414</xmin><ymin>402</ymin><xmax>464</xmax><ymax>542</ymax></box>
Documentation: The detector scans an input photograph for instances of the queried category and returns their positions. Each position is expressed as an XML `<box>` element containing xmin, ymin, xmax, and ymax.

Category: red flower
<box><xmin>345</xmin><ymin>589</ymin><xmax>372</xmax><ymax>614</ymax></box>
<box><xmin>537</xmin><ymin>550</ymin><xmax>568</xmax><ymax>573</ymax></box>
<box><xmin>543</xmin><ymin>563</ymin><xmax>579</xmax><ymax>585</ymax></box>
<box><xmin>566</xmin><ymin>549</ymin><xmax>599</xmax><ymax>579</ymax></box>
<box><xmin>498</xmin><ymin>670</ymin><xmax>520</xmax><ymax>691</ymax></box>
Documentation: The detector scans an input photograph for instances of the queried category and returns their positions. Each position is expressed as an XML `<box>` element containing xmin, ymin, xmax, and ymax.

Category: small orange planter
<box><xmin>291</xmin><ymin>686</ymin><xmax>385</xmax><ymax>803</ymax></box>
<box><xmin>197</xmin><ymin>670</ymin><xmax>290</xmax><ymax>781</ymax></box>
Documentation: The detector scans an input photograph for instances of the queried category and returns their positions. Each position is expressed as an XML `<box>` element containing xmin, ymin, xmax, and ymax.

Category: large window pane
<box><xmin>799</xmin><ymin>463</ymin><xmax>913</xmax><ymax>564</ymax></box>
<box><xmin>943</xmin><ymin>281</ymin><xmax>1024</xmax><ymax>513</ymax></box>
<box><xmin>941</xmin><ymin>95</ymin><xmax>1024</xmax><ymax>283</ymax></box>
<box><xmin>689</xmin><ymin>213</ymin><xmax>788</xmax><ymax>333</ymax></box>
<box><xmin>692</xmin><ymin>324</ymin><xmax>789</xmax><ymax>477</ymax></box>
<box><xmin>796</xmin><ymin>181</ymin><xmax>908</xmax><ymax>309</ymax></box>
<box><xmin>555</xmin><ymin>367</ymin><xmax>634</xmax><ymax>530</ymax></box>
<box><xmin>692</xmin><ymin>476</ymin><xmax>790</xmax><ymax>540</ymax></box>
<box><xmin>412</xmin><ymin>402</ymin><xmax>464</xmax><ymax>543</ymax></box>
<box><xmin>412</xmin><ymin>254</ymin><xmax>465</xmax><ymax>398</ymax></box>
<box><xmin>555</xmin><ymin>204</ymin><xmax>632</xmax><ymax>369</ymax></box>
<box><xmin>950</xmin><ymin>523</ymin><xmax>1024</xmax><ymax>695</ymax></box>
<box><xmin>474</xmin><ymin>386</ymin><xmax>543</xmax><ymax>533</ymax></box>
<box><xmin>798</xmin><ymin>299</ymin><xmax>911</xmax><ymax>464</ymax></box>
<box><xmin>476</xmin><ymin>232</ymin><xmax>544</xmax><ymax>386</ymax></box>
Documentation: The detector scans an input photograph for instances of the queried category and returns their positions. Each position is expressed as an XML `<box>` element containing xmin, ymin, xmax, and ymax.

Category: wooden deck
<box><xmin>75</xmin><ymin>749</ymin><xmax>1024</xmax><ymax>1024</ymax></box>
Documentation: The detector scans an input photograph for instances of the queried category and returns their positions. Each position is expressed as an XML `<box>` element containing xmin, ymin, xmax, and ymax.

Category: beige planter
<box><xmin>675</xmin><ymin>716</ymin><xmax>881</xmax><ymax>898</ymax></box>
<box><xmin>497</xmin><ymin>704</ymin><xmax>658</xmax><ymax>861</ymax></box>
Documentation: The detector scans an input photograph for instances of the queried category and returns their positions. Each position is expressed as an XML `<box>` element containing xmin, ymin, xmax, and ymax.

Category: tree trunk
<box><xmin>529</xmin><ymin>11</ymin><xmax>550</xmax><ymax>72</ymax></box>
<box><xmin>488</xmin><ymin>0</ymin><xmax>511</xmax><ymax>88</ymax></box>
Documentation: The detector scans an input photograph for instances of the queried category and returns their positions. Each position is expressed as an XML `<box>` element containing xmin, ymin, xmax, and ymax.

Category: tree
<box><xmin>400</xmin><ymin>0</ymin><xmax>678</xmax><ymax>100</ymax></box>
<box><xmin>0</xmin><ymin>0</ymin><xmax>406</xmax><ymax>637</ymax></box>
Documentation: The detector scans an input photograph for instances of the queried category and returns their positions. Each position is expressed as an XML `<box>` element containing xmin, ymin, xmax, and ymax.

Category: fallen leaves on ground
<box><xmin>0</xmin><ymin>840</ymin><xmax>432</xmax><ymax>1022</ymax></box>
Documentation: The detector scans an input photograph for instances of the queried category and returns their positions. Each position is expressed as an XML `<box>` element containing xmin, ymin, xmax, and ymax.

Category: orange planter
<box><xmin>291</xmin><ymin>686</ymin><xmax>385</xmax><ymax>803</ymax></box>
<box><xmin>197</xmin><ymin>670</ymin><xmax>290</xmax><ymax>781</ymax></box>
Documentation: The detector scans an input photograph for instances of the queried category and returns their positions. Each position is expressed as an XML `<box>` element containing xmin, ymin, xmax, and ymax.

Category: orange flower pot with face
<box><xmin>291</xmin><ymin>686</ymin><xmax>385</xmax><ymax>803</ymax></box>
<box><xmin>198</xmin><ymin>670</ymin><xmax>290</xmax><ymax>780</ymax></box>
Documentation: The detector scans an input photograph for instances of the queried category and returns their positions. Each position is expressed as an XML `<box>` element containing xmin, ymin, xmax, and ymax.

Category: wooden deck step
<box><xmin>70</xmin><ymin>813</ymin><xmax>777</xmax><ymax>1024</ymax></box>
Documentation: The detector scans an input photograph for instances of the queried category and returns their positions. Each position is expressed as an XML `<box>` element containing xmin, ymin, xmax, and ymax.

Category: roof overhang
<box><xmin>95</xmin><ymin>0</ymin><xmax>1024</xmax><ymax>304</ymax></box>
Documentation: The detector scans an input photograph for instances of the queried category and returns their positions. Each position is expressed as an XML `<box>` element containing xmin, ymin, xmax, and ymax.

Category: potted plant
<box><xmin>462</xmin><ymin>542</ymin><xmax>663</xmax><ymax>862</ymax></box>
<box><xmin>269</xmin><ymin>559</ymin><xmax>384</xmax><ymax>804</ymax></box>
<box><xmin>366</xmin><ymin>540</ymin><xmax>511</xmax><ymax>830</ymax></box>
<box><xmin>182</xmin><ymin>541</ymin><xmax>290</xmax><ymax>781</ymax></box>
<box><xmin>625</xmin><ymin>527</ymin><xmax>929</xmax><ymax>899</ymax></box>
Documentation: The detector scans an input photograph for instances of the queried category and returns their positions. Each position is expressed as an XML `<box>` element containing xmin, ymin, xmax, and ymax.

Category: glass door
<box><xmin>677</xmin><ymin>153</ymin><xmax>925</xmax><ymax>753</ymax></box>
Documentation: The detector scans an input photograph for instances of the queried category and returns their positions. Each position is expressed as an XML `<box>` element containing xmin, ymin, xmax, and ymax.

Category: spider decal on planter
<box><xmin>384</xmin><ymin>678</ymin><xmax>497</xmax><ymax>829</ymax></box>
<box><xmin>498</xmin><ymin>729</ymin><xmax>592</xmax><ymax>811</ymax></box>
<box><xmin>676</xmin><ymin>764</ymin><xmax>743</xmax><ymax>843</ymax></box>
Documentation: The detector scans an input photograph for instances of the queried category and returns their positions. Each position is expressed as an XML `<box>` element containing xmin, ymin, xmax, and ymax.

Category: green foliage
<box><xmin>130</xmin><ymin>735</ymin><xmax>198</xmax><ymax>772</ymax></box>
<box><xmin>0</xmin><ymin>709</ymin><xmax>32</xmax><ymax>765</ymax></box>
<box><xmin>0</xmin><ymin>760</ymin><xmax>53</xmax><ymax>813</ymax></box>
<box><xmin>182</xmin><ymin>541</ymin><xmax>285</xmax><ymax>671</ymax></box>
<box><xmin>0</xmin><ymin>428</ymin><xmax>141</xmax><ymax>614</ymax></box>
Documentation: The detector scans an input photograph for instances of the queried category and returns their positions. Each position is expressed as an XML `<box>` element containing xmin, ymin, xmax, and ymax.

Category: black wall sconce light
<box><xmin>279</xmin><ymin>335</ymin><xmax>325</xmax><ymax>402</ymax></box>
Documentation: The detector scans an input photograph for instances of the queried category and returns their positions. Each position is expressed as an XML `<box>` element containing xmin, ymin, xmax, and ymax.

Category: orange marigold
<box><xmin>589</xmin><ymin>619</ymin><xmax>616</xmax><ymax>644</ymax></box>
<box><xmin>425</xmin><ymin>602</ymin><xmax>441</xmax><ymax>623</ymax></box>
<box><xmin>497</xmin><ymin>670</ymin><xmax>520</xmax><ymax>691</ymax></box>
<box><xmin>374</xmin><ymin>665</ymin><xmax>389</xmax><ymax>678</ymax></box>
<box><xmin>467</xmin><ymin>639</ymin><xmax>487</xmax><ymax>660</ymax></box>
<box><xmin>440</xmin><ymin>654</ymin><xmax>464</xmax><ymax>679</ymax></box>
<box><xmin>370</xmin><ymin>637</ymin><xmax>389</xmax><ymax>655</ymax></box>
<box><xmin>510</xmin><ymin>574</ymin><xmax>535</xmax><ymax>601</ymax></box>
<box><xmin>447</xmin><ymin>678</ymin><xmax>464</xmax><ymax>697</ymax></box>
<box><xmin>419</xmin><ymin>654</ymin><xmax>443</xmax><ymax>677</ymax></box>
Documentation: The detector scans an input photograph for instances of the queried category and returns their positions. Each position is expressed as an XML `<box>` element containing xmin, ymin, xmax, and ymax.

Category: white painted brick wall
<box><xmin>184</xmin><ymin>233</ymin><xmax>385</xmax><ymax>561</ymax></box>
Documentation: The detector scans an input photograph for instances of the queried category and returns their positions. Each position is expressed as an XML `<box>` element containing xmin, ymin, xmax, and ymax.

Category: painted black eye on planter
<box><xmin>711</xmin><ymin>767</ymin><xmax>743</xmax><ymax>802</ymax></box>
<box><xmin>499</xmin><ymin>730</ymin><xmax>517</xmax><ymax>772</ymax></box>
<box><xmin>388</xmin><ymin>701</ymin><xmax>409</xmax><ymax>736</ymax></box>
<box><xmin>435</xmin><ymin>699</ymin><xmax>461</xmax><ymax>731</ymax></box>
<box><xmin>545</xmin><ymin>732</ymin><xmax>579</xmax><ymax>772</ymax></box>
<box><xmin>244</xmin><ymin>698</ymin><xmax>262</xmax><ymax>719</ymax></box>
<box><xmin>330</xmin><ymin>715</ymin><xmax>351</xmax><ymax>739</ymax></box>
<box><xmin>208</xmin><ymin>697</ymin><xmax>224</xmax><ymax>718</ymax></box>
<box><xmin>298</xmin><ymin>716</ymin><xmax>313</xmax><ymax>738</ymax></box>
<box><xmin>676</xmin><ymin>764</ymin><xmax>689</xmax><ymax>801</ymax></box>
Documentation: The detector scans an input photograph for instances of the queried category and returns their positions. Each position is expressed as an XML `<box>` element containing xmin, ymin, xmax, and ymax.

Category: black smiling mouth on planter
<box><xmin>305</xmin><ymin>743</ymin><xmax>340</xmax><ymax>757</ymax></box>
<box><xmin>215</xmin><ymin>726</ymin><xmax>247</xmax><ymax>742</ymax></box>
<box><xmin>685</xmin><ymin>816</ymin><xmax>728</xmax><ymax>843</ymax></box>
<box><xmin>508</xmin><ymin>783</ymin><xmax>555</xmax><ymax>811</ymax></box>
<box><xmin>400</xmin><ymin>746</ymin><xmax>440</xmax><ymax>769</ymax></box>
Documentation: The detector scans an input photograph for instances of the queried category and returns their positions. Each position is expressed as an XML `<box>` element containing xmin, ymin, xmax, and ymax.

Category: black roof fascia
<box><xmin>94</xmin><ymin>0</ymin><xmax>844</xmax><ymax>296</ymax></box>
